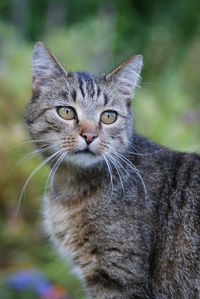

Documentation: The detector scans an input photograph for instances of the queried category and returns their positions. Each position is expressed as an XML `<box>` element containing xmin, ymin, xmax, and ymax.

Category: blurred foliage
<box><xmin>0</xmin><ymin>1</ymin><xmax>200</xmax><ymax>298</ymax></box>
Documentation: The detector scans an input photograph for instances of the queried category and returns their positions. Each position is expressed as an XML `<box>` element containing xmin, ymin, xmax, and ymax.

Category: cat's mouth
<box><xmin>74</xmin><ymin>148</ymin><xmax>96</xmax><ymax>156</ymax></box>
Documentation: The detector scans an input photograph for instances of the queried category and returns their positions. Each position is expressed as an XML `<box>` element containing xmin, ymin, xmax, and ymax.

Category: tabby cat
<box><xmin>24</xmin><ymin>42</ymin><xmax>200</xmax><ymax>299</ymax></box>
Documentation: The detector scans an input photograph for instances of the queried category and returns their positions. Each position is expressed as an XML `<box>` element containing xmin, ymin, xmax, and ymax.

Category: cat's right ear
<box><xmin>104</xmin><ymin>54</ymin><xmax>143</xmax><ymax>100</ymax></box>
<box><xmin>32</xmin><ymin>42</ymin><xmax>66</xmax><ymax>92</ymax></box>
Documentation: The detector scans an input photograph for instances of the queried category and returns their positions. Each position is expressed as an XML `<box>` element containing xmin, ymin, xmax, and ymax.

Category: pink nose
<box><xmin>81</xmin><ymin>132</ymin><xmax>98</xmax><ymax>144</ymax></box>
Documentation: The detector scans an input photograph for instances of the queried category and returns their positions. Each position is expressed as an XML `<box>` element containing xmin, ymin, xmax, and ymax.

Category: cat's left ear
<box><xmin>105</xmin><ymin>54</ymin><xmax>143</xmax><ymax>99</ymax></box>
<box><xmin>32</xmin><ymin>42</ymin><xmax>66</xmax><ymax>92</ymax></box>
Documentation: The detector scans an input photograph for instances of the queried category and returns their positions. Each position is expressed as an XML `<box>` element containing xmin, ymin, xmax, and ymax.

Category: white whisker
<box><xmin>44</xmin><ymin>150</ymin><xmax>65</xmax><ymax>200</ymax></box>
<box><xmin>50</xmin><ymin>151</ymin><xmax>67</xmax><ymax>200</ymax></box>
<box><xmin>17</xmin><ymin>148</ymin><xmax>63</xmax><ymax>213</ymax></box>
<box><xmin>3</xmin><ymin>145</ymin><xmax>55</xmax><ymax>183</ymax></box>
<box><xmin>8</xmin><ymin>138</ymin><xmax>59</xmax><ymax>151</ymax></box>
<box><xmin>106</xmin><ymin>153</ymin><xmax>125</xmax><ymax>199</ymax></box>
<box><xmin>127</xmin><ymin>149</ymin><xmax>163</xmax><ymax>156</ymax></box>
<box><xmin>113</xmin><ymin>151</ymin><xmax>149</xmax><ymax>203</ymax></box>
<box><xmin>103</xmin><ymin>155</ymin><xmax>114</xmax><ymax>208</ymax></box>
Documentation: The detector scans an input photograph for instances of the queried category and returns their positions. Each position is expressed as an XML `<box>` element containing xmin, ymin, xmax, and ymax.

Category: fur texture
<box><xmin>24</xmin><ymin>42</ymin><xmax>200</xmax><ymax>299</ymax></box>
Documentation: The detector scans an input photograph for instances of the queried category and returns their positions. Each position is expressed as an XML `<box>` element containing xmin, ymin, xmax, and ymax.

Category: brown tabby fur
<box><xmin>24</xmin><ymin>42</ymin><xmax>200</xmax><ymax>299</ymax></box>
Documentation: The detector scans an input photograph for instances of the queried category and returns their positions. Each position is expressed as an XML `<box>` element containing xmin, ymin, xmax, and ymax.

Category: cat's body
<box><xmin>25</xmin><ymin>42</ymin><xmax>200</xmax><ymax>298</ymax></box>
<box><xmin>43</xmin><ymin>135</ymin><xmax>200</xmax><ymax>299</ymax></box>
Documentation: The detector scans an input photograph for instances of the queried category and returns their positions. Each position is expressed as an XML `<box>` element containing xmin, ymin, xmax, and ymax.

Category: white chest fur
<box><xmin>43</xmin><ymin>195</ymin><xmax>97</xmax><ymax>281</ymax></box>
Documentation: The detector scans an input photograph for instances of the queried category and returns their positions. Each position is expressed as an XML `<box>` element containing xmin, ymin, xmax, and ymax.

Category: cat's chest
<box><xmin>43</xmin><ymin>191</ymin><xmax>146</xmax><ymax>276</ymax></box>
<box><xmin>43</xmin><ymin>194</ymin><xmax>102</xmax><ymax>278</ymax></box>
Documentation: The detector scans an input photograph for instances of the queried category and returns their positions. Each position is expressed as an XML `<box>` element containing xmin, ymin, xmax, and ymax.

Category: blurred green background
<box><xmin>0</xmin><ymin>0</ymin><xmax>200</xmax><ymax>298</ymax></box>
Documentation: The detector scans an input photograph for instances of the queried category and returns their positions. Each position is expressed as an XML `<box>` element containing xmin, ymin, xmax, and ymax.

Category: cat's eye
<box><xmin>100</xmin><ymin>110</ymin><xmax>118</xmax><ymax>125</ymax></box>
<box><xmin>56</xmin><ymin>106</ymin><xmax>76</xmax><ymax>120</ymax></box>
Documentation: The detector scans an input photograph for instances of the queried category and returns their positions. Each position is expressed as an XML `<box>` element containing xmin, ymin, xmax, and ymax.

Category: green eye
<box><xmin>56</xmin><ymin>106</ymin><xmax>76</xmax><ymax>120</ymax></box>
<box><xmin>100</xmin><ymin>110</ymin><xmax>117</xmax><ymax>125</ymax></box>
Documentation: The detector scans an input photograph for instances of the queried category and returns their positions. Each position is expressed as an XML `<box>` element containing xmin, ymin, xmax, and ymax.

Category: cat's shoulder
<box><xmin>133</xmin><ymin>133</ymin><xmax>200</xmax><ymax>159</ymax></box>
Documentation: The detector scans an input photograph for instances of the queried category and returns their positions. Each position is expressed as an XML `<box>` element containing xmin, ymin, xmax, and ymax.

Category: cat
<box><xmin>24</xmin><ymin>42</ymin><xmax>200</xmax><ymax>299</ymax></box>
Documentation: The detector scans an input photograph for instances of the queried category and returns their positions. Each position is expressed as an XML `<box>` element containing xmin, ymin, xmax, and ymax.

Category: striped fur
<box><xmin>24</xmin><ymin>42</ymin><xmax>200</xmax><ymax>299</ymax></box>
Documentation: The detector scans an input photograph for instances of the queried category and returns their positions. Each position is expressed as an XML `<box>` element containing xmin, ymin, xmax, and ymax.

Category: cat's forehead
<box><xmin>76</xmin><ymin>72</ymin><xmax>99</xmax><ymax>99</ymax></box>
<box><xmin>60</xmin><ymin>71</ymin><xmax>127</xmax><ymax>117</ymax></box>
<box><xmin>66</xmin><ymin>71</ymin><xmax>106</xmax><ymax>110</ymax></box>
<box><xmin>76</xmin><ymin>71</ymin><xmax>95</xmax><ymax>82</ymax></box>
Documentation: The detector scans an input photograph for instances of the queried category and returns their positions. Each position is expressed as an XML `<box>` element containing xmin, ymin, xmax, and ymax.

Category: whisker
<box><xmin>44</xmin><ymin>151</ymin><xmax>65</xmax><ymax>200</ymax></box>
<box><xmin>113</xmin><ymin>151</ymin><xmax>149</xmax><ymax>203</ymax></box>
<box><xmin>126</xmin><ymin>141</ymin><xmax>164</xmax><ymax>156</ymax></box>
<box><xmin>50</xmin><ymin>151</ymin><xmax>67</xmax><ymax>200</ymax></box>
<box><xmin>103</xmin><ymin>155</ymin><xmax>114</xmax><ymax>209</ymax></box>
<box><xmin>106</xmin><ymin>153</ymin><xmax>125</xmax><ymax>199</ymax></box>
<box><xmin>7</xmin><ymin>138</ymin><xmax>59</xmax><ymax>152</ymax></box>
<box><xmin>17</xmin><ymin>149</ymin><xmax>63</xmax><ymax>214</ymax></box>
<box><xmin>126</xmin><ymin>149</ymin><xmax>163</xmax><ymax>156</ymax></box>
<box><xmin>3</xmin><ymin>145</ymin><xmax>56</xmax><ymax>183</ymax></box>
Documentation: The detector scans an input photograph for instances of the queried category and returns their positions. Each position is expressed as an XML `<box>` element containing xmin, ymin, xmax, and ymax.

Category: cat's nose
<box><xmin>81</xmin><ymin>132</ymin><xmax>98</xmax><ymax>145</ymax></box>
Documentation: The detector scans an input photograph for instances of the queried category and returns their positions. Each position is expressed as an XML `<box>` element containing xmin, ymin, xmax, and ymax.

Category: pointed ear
<box><xmin>32</xmin><ymin>42</ymin><xmax>66</xmax><ymax>92</ymax></box>
<box><xmin>105</xmin><ymin>54</ymin><xmax>143</xmax><ymax>99</ymax></box>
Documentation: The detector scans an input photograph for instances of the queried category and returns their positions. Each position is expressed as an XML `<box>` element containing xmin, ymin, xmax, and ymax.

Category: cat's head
<box><xmin>25</xmin><ymin>42</ymin><xmax>143</xmax><ymax>168</ymax></box>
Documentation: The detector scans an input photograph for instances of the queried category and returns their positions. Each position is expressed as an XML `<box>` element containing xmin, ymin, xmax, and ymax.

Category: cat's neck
<box><xmin>51</xmin><ymin>163</ymin><xmax>108</xmax><ymax>207</ymax></box>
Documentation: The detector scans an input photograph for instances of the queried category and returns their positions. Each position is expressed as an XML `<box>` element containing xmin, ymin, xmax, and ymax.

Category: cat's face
<box><xmin>25</xmin><ymin>42</ymin><xmax>142</xmax><ymax>168</ymax></box>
